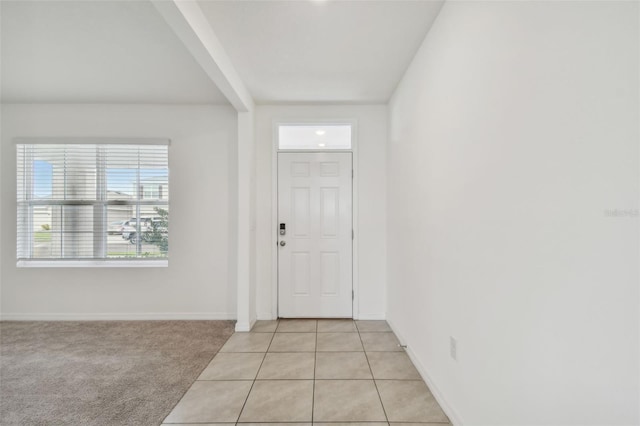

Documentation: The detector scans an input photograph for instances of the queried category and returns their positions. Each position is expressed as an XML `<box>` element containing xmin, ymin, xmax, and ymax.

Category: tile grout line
<box><xmin>357</xmin><ymin>326</ymin><xmax>391</xmax><ymax>424</ymax></box>
<box><xmin>312</xmin><ymin>321</ymin><xmax>318</xmax><ymax>423</ymax></box>
<box><xmin>161</xmin><ymin>329</ymin><xmax>236</xmax><ymax>424</ymax></box>
<box><xmin>234</xmin><ymin>323</ymin><xmax>278</xmax><ymax>423</ymax></box>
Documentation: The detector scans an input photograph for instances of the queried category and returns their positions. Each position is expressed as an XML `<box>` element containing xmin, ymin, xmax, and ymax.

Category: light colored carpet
<box><xmin>0</xmin><ymin>320</ymin><xmax>235</xmax><ymax>425</ymax></box>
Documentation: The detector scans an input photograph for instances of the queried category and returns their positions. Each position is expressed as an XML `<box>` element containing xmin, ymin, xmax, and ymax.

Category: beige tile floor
<box><xmin>162</xmin><ymin>319</ymin><xmax>450</xmax><ymax>425</ymax></box>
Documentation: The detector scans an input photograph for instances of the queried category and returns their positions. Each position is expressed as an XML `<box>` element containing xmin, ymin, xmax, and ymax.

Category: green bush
<box><xmin>143</xmin><ymin>207</ymin><xmax>168</xmax><ymax>254</ymax></box>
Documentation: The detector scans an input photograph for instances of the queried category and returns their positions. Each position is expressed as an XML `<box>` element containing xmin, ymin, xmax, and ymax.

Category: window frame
<box><xmin>15</xmin><ymin>138</ymin><xmax>170</xmax><ymax>268</ymax></box>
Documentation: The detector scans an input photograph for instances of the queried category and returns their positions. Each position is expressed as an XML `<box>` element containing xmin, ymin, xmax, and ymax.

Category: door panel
<box><xmin>320</xmin><ymin>188</ymin><xmax>339</xmax><ymax>236</ymax></box>
<box><xmin>292</xmin><ymin>188</ymin><xmax>311</xmax><ymax>236</ymax></box>
<box><xmin>278</xmin><ymin>152</ymin><xmax>352</xmax><ymax>318</ymax></box>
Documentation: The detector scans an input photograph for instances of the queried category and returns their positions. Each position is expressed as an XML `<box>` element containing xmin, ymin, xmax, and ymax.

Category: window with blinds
<box><xmin>16</xmin><ymin>141</ymin><xmax>169</xmax><ymax>264</ymax></box>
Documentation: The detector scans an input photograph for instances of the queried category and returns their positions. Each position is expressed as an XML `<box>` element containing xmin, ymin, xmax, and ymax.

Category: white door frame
<box><xmin>271</xmin><ymin>119</ymin><xmax>359</xmax><ymax>319</ymax></box>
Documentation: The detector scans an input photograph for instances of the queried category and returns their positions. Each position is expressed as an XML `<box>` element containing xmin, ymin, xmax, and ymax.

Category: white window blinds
<box><xmin>17</xmin><ymin>141</ymin><xmax>169</xmax><ymax>262</ymax></box>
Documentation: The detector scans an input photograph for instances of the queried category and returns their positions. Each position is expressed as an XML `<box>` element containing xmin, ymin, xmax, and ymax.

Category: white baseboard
<box><xmin>386</xmin><ymin>317</ymin><xmax>464</xmax><ymax>426</ymax></box>
<box><xmin>355</xmin><ymin>313</ymin><xmax>386</xmax><ymax>320</ymax></box>
<box><xmin>0</xmin><ymin>312</ymin><xmax>237</xmax><ymax>321</ymax></box>
<box><xmin>235</xmin><ymin>317</ymin><xmax>256</xmax><ymax>332</ymax></box>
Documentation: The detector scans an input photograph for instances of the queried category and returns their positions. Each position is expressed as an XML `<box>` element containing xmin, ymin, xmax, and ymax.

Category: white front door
<box><xmin>278</xmin><ymin>152</ymin><xmax>353</xmax><ymax>318</ymax></box>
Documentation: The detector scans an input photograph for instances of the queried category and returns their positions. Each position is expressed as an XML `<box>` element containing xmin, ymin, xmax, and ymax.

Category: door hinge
<box><xmin>352</xmin><ymin>229</ymin><xmax>354</xmax><ymax>240</ymax></box>
<box><xmin>352</xmin><ymin>290</ymin><xmax>354</xmax><ymax>300</ymax></box>
<box><xmin>352</xmin><ymin>169</ymin><xmax>354</xmax><ymax>178</ymax></box>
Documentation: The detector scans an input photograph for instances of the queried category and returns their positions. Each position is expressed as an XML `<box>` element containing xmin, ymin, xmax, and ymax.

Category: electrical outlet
<box><xmin>450</xmin><ymin>336</ymin><xmax>457</xmax><ymax>361</ymax></box>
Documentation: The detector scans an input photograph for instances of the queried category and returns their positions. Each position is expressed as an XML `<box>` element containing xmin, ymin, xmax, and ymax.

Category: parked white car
<box><xmin>107</xmin><ymin>221</ymin><xmax>127</xmax><ymax>235</ymax></box>
<box><xmin>121</xmin><ymin>218</ymin><xmax>166</xmax><ymax>244</ymax></box>
<box><xmin>121</xmin><ymin>219</ymin><xmax>150</xmax><ymax>242</ymax></box>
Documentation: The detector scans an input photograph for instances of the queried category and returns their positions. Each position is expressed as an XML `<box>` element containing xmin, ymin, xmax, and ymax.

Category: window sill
<box><xmin>16</xmin><ymin>260</ymin><xmax>168</xmax><ymax>268</ymax></box>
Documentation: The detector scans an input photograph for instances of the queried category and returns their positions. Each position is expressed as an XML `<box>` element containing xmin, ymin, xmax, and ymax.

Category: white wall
<box><xmin>387</xmin><ymin>1</ymin><xmax>639</xmax><ymax>425</ymax></box>
<box><xmin>1</xmin><ymin>104</ymin><xmax>238</xmax><ymax>320</ymax></box>
<box><xmin>255</xmin><ymin>105</ymin><xmax>387</xmax><ymax>320</ymax></box>
<box><xmin>236</xmin><ymin>109</ymin><xmax>258</xmax><ymax>331</ymax></box>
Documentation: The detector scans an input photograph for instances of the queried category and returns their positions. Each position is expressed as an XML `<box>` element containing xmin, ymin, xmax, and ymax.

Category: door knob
<box><xmin>279</xmin><ymin>241</ymin><xmax>286</xmax><ymax>246</ymax></box>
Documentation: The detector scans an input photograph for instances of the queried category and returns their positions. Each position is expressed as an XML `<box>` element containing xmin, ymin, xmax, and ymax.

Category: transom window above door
<box><xmin>278</xmin><ymin>124</ymin><xmax>352</xmax><ymax>150</ymax></box>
